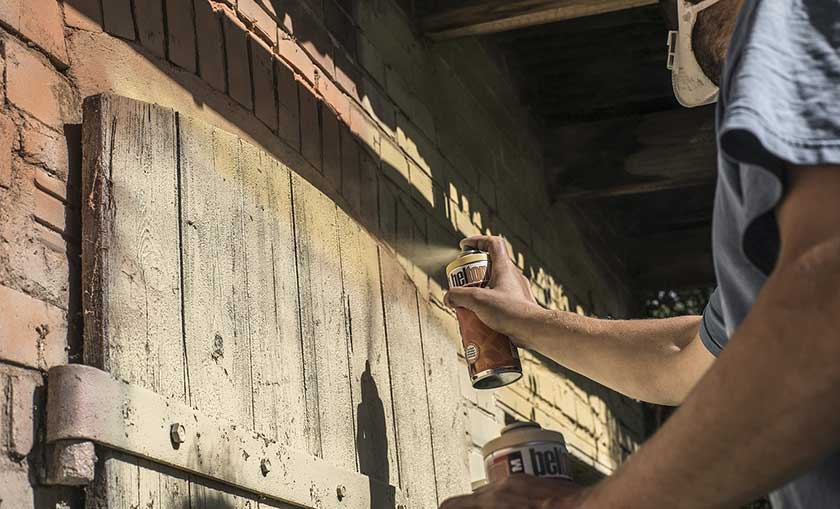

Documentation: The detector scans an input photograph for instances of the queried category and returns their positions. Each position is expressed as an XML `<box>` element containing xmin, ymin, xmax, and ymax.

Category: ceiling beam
<box><xmin>558</xmin><ymin>175</ymin><xmax>712</xmax><ymax>201</ymax></box>
<box><xmin>421</xmin><ymin>0</ymin><xmax>659</xmax><ymax>40</ymax></box>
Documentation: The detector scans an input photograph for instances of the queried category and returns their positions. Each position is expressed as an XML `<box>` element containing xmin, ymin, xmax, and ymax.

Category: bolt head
<box><xmin>260</xmin><ymin>458</ymin><xmax>272</xmax><ymax>475</ymax></box>
<box><xmin>336</xmin><ymin>484</ymin><xmax>348</xmax><ymax>500</ymax></box>
<box><xmin>170</xmin><ymin>423</ymin><xmax>186</xmax><ymax>445</ymax></box>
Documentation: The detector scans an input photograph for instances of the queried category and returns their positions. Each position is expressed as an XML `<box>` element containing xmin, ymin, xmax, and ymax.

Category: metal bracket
<box><xmin>46</xmin><ymin>365</ymin><xmax>406</xmax><ymax>509</ymax></box>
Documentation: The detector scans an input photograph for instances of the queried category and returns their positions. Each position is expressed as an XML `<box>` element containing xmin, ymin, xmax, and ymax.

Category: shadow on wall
<box><xmin>60</xmin><ymin>0</ymin><xmax>612</xmax><ymax>319</ymax></box>
<box><xmin>356</xmin><ymin>360</ymin><xmax>391</xmax><ymax>500</ymax></box>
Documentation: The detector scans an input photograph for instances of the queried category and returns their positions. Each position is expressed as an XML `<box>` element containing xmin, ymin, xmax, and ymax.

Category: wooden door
<box><xmin>80</xmin><ymin>94</ymin><xmax>469</xmax><ymax>508</ymax></box>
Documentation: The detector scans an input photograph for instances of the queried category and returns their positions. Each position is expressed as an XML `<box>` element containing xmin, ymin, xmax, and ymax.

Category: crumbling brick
<box><xmin>5</xmin><ymin>39</ymin><xmax>74</xmax><ymax>129</ymax></box>
<box><xmin>33</xmin><ymin>170</ymin><xmax>67</xmax><ymax>202</ymax></box>
<box><xmin>0</xmin><ymin>284</ymin><xmax>67</xmax><ymax>370</ymax></box>
<box><xmin>64</xmin><ymin>0</ymin><xmax>104</xmax><ymax>32</ymax></box>
<box><xmin>102</xmin><ymin>0</ymin><xmax>136</xmax><ymax>40</ymax></box>
<box><xmin>194</xmin><ymin>0</ymin><xmax>227</xmax><ymax>93</ymax></box>
<box><xmin>0</xmin><ymin>113</ymin><xmax>15</xmax><ymax>189</ymax></box>
<box><xmin>223</xmin><ymin>14</ymin><xmax>254</xmax><ymax>110</ymax></box>
<box><xmin>237</xmin><ymin>0</ymin><xmax>278</xmax><ymax>46</ymax></box>
<box><xmin>277</xmin><ymin>34</ymin><xmax>318</xmax><ymax>85</ymax></box>
<box><xmin>0</xmin><ymin>0</ymin><xmax>69</xmax><ymax>67</ymax></box>
<box><xmin>251</xmin><ymin>37</ymin><xmax>279</xmax><ymax>132</ymax></box>
<box><xmin>33</xmin><ymin>189</ymin><xmax>66</xmax><ymax>233</ymax></box>
<box><xmin>21</xmin><ymin>127</ymin><xmax>69</xmax><ymax>178</ymax></box>
<box><xmin>9</xmin><ymin>373</ymin><xmax>40</xmax><ymax>458</ymax></box>
<box><xmin>166</xmin><ymin>0</ymin><xmax>198</xmax><ymax>72</ymax></box>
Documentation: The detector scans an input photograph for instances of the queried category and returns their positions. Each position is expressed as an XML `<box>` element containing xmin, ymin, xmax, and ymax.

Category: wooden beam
<box><xmin>421</xmin><ymin>0</ymin><xmax>659</xmax><ymax>40</ymax></box>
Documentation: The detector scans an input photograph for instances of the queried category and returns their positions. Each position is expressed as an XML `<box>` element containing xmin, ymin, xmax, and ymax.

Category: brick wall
<box><xmin>0</xmin><ymin>0</ymin><xmax>643</xmax><ymax>503</ymax></box>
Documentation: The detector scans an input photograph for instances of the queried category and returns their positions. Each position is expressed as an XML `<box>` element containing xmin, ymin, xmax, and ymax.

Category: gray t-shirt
<box><xmin>698</xmin><ymin>0</ymin><xmax>840</xmax><ymax>506</ymax></box>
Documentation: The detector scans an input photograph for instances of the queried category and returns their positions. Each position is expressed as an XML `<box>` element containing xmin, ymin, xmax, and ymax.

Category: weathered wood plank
<box><xmin>242</xmin><ymin>145</ymin><xmax>308</xmax><ymax>450</ymax></box>
<box><xmin>419</xmin><ymin>301</ymin><xmax>471</xmax><ymax>501</ymax></box>
<box><xmin>422</xmin><ymin>0</ymin><xmax>657</xmax><ymax>40</ymax></box>
<box><xmin>379</xmin><ymin>251</ymin><xmax>438</xmax><ymax>508</ymax></box>
<box><xmin>179</xmin><ymin>116</ymin><xmax>253</xmax><ymax>427</ymax></box>
<box><xmin>337</xmin><ymin>210</ymin><xmax>400</xmax><ymax>485</ymax></box>
<box><xmin>292</xmin><ymin>174</ymin><xmax>356</xmax><ymax>471</ymax></box>
<box><xmin>81</xmin><ymin>94</ymin><xmax>186</xmax><ymax>509</ymax></box>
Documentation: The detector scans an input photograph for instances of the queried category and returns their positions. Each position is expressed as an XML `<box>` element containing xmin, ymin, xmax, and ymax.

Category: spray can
<box><xmin>482</xmin><ymin>422</ymin><xmax>572</xmax><ymax>483</ymax></box>
<box><xmin>446</xmin><ymin>248</ymin><xmax>522</xmax><ymax>390</ymax></box>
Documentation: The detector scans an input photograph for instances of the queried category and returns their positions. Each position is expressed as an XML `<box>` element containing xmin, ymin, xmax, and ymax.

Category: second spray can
<box><xmin>446</xmin><ymin>248</ymin><xmax>523</xmax><ymax>390</ymax></box>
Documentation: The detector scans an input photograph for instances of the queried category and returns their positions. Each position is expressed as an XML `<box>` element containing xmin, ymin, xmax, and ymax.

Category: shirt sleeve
<box><xmin>699</xmin><ymin>289</ymin><xmax>727</xmax><ymax>357</ymax></box>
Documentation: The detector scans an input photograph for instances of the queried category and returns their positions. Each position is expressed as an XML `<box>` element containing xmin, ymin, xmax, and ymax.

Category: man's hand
<box><xmin>439</xmin><ymin>476</ymin><xmax>590</xmax><ymax>509</ymax></box>
<box><xmin>444</xmin><ymin>235</ymin><xmax>544</xmax><ymax>342</ymax></box>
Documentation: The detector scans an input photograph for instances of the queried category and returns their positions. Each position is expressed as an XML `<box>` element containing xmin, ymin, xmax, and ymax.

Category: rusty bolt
<box><xmin>336</xmin><ymin>484</ymin><xmax>348</xmax><ymax>501</ymax></box>
<box><xmin>260</xmin><ymin>458</ymin><xmax>272</xmax><ymax>476</ymax></box>
<box><xmin>170</xmin><ymin>423</ymin><xmax>186</xmax><ymax>446</ymax></box>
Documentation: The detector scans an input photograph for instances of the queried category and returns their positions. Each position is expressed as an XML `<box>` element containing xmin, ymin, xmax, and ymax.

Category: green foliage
<box><xmin>645</xmin><ymin>287</ymin><xmax>713</xmax><ymax>318</ymax></box>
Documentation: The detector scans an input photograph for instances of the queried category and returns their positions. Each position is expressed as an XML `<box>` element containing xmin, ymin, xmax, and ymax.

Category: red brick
<box><xmin>6</xmin><ymin>39</ymin><xmax>73</xmax><ymax>128</ymax></box>
<box><xmin>37</xmin><ymin>223</ymin><xmax>67</xmax><ymax>254</ymax></box>
<box><xmin>34</xmin><ymin>189</ymin><xmax>66</xmax><ymax>233</ymax></box>
<box><xmin>0</xmin><ymin>114</ymin><xmax>14</xmax><ymax>189</ymax></box>
<box><xmin>9</xmin><ymin>373</ymin><xmax>39</xmax><ymax>458</ymax></box>
<box><xmin>277</xmin><ymin>35</ymin><xmax>318</xmax><ymax>85</ymax></box>
<box><xmin>0</xmin><ymin>284</ymin><xmax>67</xmax><ymax>370</ymax></box>
<box><xmin>166</xmin><ymin>0</ymin><xmax>198</xmax><ymax>72</ymax></box>
<box><xmin>299</xmin><ymin>81</ymin><xmax>321</xmax><ymax>170</ymax></box>
<box><xmin>316</xmin><ymin>75</ymin><xmax>349</xmax><ymax>123</ymax></box>
<box><xmin>333</xmin><ymin>47</ymin><xmax>361</xmax><ymax>102</ymax></box>
<box><xmin>322</xmin><ymin>104</ymin><xmax>341</xmax><ymax>188</ymax></box>
<box><xmin>275</xmin><ymin>58</ymin><xmax>300</xmax><ymax>150</ymax></box>
<box><xmin>102</xmin><ymin>0</ymin><xmax>136</xmax><ymax>40</ymax></box>
<box><xmin>21</xmin><ymin>124</ymin><xmax>70</xmax><ymax>177</ymax></box>
<box><xmin>223</xmin><ymin>14</ymin><xmax>254</xmax><ymax>109</ymax></box>
<box><xmin>340</xmin><ymin>125</ymin><xmax>360</xmax><ymax>213</ymax></box>
<box><xmin>348</xmin><ymin>102</ymin><xmax>380</xmax><ymax>158</ymax></box>
<box><xmin>194</xmin><ymin>0</ymin><xmax>227</xmax><ymax>93</ymax></box>
<box><xmin>34</xmin><ymin>169</ymin><xmax>67</xmax><ymax>202</ymax></box>
<box><xmin>358</xmin><ymin>147</ymin><xmax>379</xmax><ymax>234</ymax></box>
<box><xmin>0</xmin><ymin>0</ymin><xmax>69</xmax><ymax>67</ymax></box>
<box><xmin>64</xmin><ymin>0</ymin><xmax>104</xmax><ymax>32</ymax></box>
<box><xmin>237</xmin><ymin>0</ymin><xmax>278</xmax><ymax>46</ymax></box>
<box><xmin>251</xmin><ymin>37</ymin><xmax>278</xmax><ymax>132</ymax></box>
<box><xmin>135</xmin><ymin>0</ymin><xmax>167</xmax><ymax>58</ymax></box>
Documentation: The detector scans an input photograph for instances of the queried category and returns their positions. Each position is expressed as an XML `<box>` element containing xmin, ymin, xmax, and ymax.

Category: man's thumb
<box><xmin>444</xmin><ymin>287</ymin><xmax>481</xmax><ymax>310</ymax></box>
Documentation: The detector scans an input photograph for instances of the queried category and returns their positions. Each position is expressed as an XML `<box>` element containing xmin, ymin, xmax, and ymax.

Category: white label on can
<box><xmin>448</xmin><ymin>260</ymin><xmax>488</xmax><ymax>288</ymax></box>
<box><xmin>484</xmin><ymin>442</ymin><xmax>571</xmax><ymax>483</ymax></box>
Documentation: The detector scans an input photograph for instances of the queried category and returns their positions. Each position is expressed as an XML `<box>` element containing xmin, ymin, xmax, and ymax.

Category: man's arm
<box><xmin>445</xmin><ymin>237</ymin><xmax>714</xmax><ymax>405</ymax></box>
<box><xmin>579</xmin><ymin>164</ymin><xmax>840</xmax><ymax>508</ymax></box>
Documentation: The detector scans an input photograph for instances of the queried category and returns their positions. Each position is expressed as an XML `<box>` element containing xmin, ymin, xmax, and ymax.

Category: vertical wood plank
<box><xmin>292</xmin><ymin>174</ymin><xmax>356</xmax><ymax>471</ymax></box>
<box><xmin>379</xmin><ymin>251</ymin><xmax>438</xmax><ymax>508</ymax></box>
<box><xmin>81</xmin><ymin>94</ymin><xmax>187</xmax><ymax>508</ymax></box>
<box><xmin>179</xmin><ymin>116</ymin><xmax>253</xmax><ymax>427</ymax></box>
<box><xmin>419</xmin><ymin>301</ymin><xmax>472</xmax><ymax>500</ymax></box>
<box><xmin>337</xmin><ymin>210</ymin><xmax>400</xmax><ymax>484</ymax></box>
<box><xmin>241</xmin><ymin>144</ymin><xmax>307</xmax><ymax>450</ymax></box>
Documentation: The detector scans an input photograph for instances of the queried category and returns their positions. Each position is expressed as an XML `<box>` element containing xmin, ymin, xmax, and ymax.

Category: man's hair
<box><xmin>691</xmin><ymin>0</ymin><xmax>743</xmax><ymax>86</ymax></box>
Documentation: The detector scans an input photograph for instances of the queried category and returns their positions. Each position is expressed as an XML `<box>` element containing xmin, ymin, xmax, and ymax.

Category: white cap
<box><xmin>667</xmin><ymin>0</ymin><xmax>723</xmax><ymax>108</ymax></box>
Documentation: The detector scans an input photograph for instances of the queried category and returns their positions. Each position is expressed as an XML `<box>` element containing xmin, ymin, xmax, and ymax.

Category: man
<box><xmin>441</xmin><ymin>0</ymin><xmax>840</xmax><ymax>507</ymax></box>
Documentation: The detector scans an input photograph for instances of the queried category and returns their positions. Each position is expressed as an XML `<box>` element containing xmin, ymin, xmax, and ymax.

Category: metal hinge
<box><xmin>46</xmin><ymin>365</ymin><xmax>406</xmax><ymax>509</ymax></box>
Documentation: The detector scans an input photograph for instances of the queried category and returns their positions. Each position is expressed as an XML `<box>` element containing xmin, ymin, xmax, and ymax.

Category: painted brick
<box><xmin>102</xmin><ymin>0</ymin><xmax>136</xmax><ymax>40</ymax></box>
<box><xmin>223</xmin><ymin>14</ymin><xmax>254</xmax><ymax>110</ymax></box>
<box><xmin>397</xmin><ymin>114</ymin><xmax>440</xmax><ymax>178</ymax></box>
<box><xmin>0</xmin><ymin>0</ymin><xmax>69</xmax><ymax>66</ymax></box>
<box><xmin>333</xmin><ymin>47</ymin><xmax>361</xmax><ymax>102</ymax></box>
<box><xmin>316</xmin><ymin>75</ymin><xmax>350</xmax><ymax>123</ymax></box>
<box><xmin>34</xmin><ymin>189</ymin><xmax>66</xmax><ymax>233</ymax></box>
<box><xmin>194</xmin><ymin>0</ymin><xmax>227</xmax><ymax>92</ymax></box>
<box><xmin>166</xmin><ymin>0</ymin><xmax>198</xmax><ymax>72</ymax></box>
<box><xmin>357</xmin><ymin>33</ymin><xmax>385</xmax><ymax>86</ymax></box>
<box><xmin>21</xmin><ymin>124</ymin><xmax>69</xmax><ymax>177</ymax></box>
<box><xmin>282</xmin><ymin>0</ymin><xmax>334</xmax><ymax>77</ymax></box>
<box><xmin>135</xmin><ymin>0</ymin><xmax>166</xmax><ymax>58</ymax></box>
<box><xmin>409</xmin><ymin>161</ymin><xmax>434</xmax><ymax>207</ymax></box>
<box><xmin>359</xmin><ymin>75</ymin><xmax>395</xmax><ymax>138</ymax></box>
<box><xmin>379</xmin><ymin>137</ymin><xmax>408</xmax><ymax>188</ymax></box>
<box><xmin>0</xmin><ymin>284</ymin><xmax>68</xmax><ymax>370</ymax></box>
<box><xmin>9</xmin><ymin>373</ymin><xmax>39</xmax><ymax>458</ymax></box>
<box><xmin>6</xmin><ymin>39</ymin><xmax>75</xmax><ymax>128</ymax></box>
<box><xmin>237</xmin><ymin>0</ymin><xmax>278</xmax><ymax>45</ymax></box>
<box><xmin>0</xmin><ymin>114</ymin><xmax>14</xmax><ymax>189</ymax></box>
<box><xmin>299</xmin><ymin>81</ymin><xmax>321</xmax><ymax>170</ymax></box>
<box><xmin>321</xmin><ymin>104</ymin><xmax>341</xmax><ymax>187</ymax></box>
<box><xmin>275</xmin><ymin>58</ymin><xmax>300</xmax><ymax>150</ymax></box>
<box><xmin>339</xmin><ymin>125</ymin><xmax>360</xmax><ymax>214</ymax></box>
<box><xmin>358</xmin><ymin>147</ymin><xmax>379</xmax><ymax>234</ymax></box>
<box><xmin>64</xmin><ymin>0</ymin><xmax>104</xmax><ymax>32</ymax></box>
<box><xmin>251</xmin><ymin>37</ymin><xmax>279</xmax><ymax>132</ymax></box>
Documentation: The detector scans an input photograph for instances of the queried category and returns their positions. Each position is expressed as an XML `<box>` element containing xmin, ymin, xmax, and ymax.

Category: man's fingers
<box><xmin>444</xmin><ymin>287</ymin><xmax>482</xmax><ymax>309</ymax></box>
<box><xmin>439</xmin><ymin>493</ymin><xmax>478</xmax><ymax>509</ymax></box>
<box><xmin>460</xmin><ymin>235</ymin><xmax>511</xmax><ymax>267</ymax></box>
